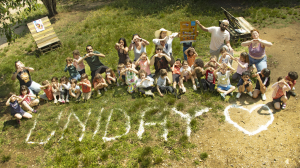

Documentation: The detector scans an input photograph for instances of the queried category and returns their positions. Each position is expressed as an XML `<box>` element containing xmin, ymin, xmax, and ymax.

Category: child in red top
<box><xmin>78</xmin><ymin>73</ymin><xmax>91</xmax><ymax>102</ymax></box>
<box><xmin>40</xmin><ymin>80</ymin><xmax>54</xmax><ymax>101</ymax></box>
<box><xmin>19</xmin><ymin>85</ymin><xmax>38</xmax><ymax>113</ymax></box>
<box><xmin>272</xmin><ymin>77</ymin><xmax>291</xmax><ymax>110</ymax></box>
<box><xmin>93</xmin><ymin>73</ymin><xmax>108</xmax><ymax>96</ymax></box>
<box><xmin>184</xmin><ymin>47</ymin><xmax>199</xmax><ymax>67</ymax></box>
<box><xmin>201</xmin><ymin>61</ymin><xmax>220</xmax><ymax>92</ymax></box>
<box><xmin>172</xmin><ymin>59</ymin><xmax>184</xmax><ymax>92</ymax></box>
<box><xmin>285</xmin><ymin>71</ymin><xmax>298</xmax><ymax>96</ymax></box>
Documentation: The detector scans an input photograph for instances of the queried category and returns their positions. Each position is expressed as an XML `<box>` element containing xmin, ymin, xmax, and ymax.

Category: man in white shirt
<box><xmin>195</xmin><ymin>19</ymin><xmax>233</xmax><ymax>60</ymax></box>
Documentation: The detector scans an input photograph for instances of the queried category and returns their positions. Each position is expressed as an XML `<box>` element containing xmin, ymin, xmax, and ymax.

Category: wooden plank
<box><xmin>34</xmin><ymin>31</ymin><xmax>56</xmax><ymax>41</ymax></box>
<box><xmin>29</xmin><ymin>22</ymin><xmax>52</xmax><ymax>34</ymax></box>
<box><xmin>237</xmin><ymin>17</ymin><xmax>255</xmax><ymax>33</ymax></box>
<box><xmin>28</xmin><ymin>18</ymin><xmax>50</xmax><ymax>29</ymax></box>
<box><xmin>37</xmin><ymin>38</ymin><xmax>60</xmax><ymax>48</ymax></box>
<box><xmin>32</xmin><ymin>27</ymin><xmax>54</xmax><ymax>38</ymax></box>
<box><xmin>36</xmin><ymin>33</ymin><xmax>58</xmax><ymax>44</ymax></box>
<box><xmin>32</xmin><ymin>29</ymin><xmax>56</xmax><ymax>40</ymax></box>
<box><xmin>27</xmin><ymin>17</ymin><xmax>49</xmax><ymax>27</ymax></box>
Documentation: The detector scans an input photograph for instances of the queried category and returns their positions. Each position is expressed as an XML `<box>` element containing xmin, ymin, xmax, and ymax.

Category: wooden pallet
<box><xmin>220</xmin><ymin>7</ymin><xmax>255</xmax><ymax>43</ymax></box>
<box><xmin>27</xmin><ymin>16</ymin><xmax>61</xmax><ymax>54</ymax></box>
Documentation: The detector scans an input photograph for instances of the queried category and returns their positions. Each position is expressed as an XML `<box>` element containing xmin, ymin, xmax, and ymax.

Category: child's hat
<box><xmin>155</xmin><ymin>28</ymin><xmax>172</xmax><ymax>39</ymax></box>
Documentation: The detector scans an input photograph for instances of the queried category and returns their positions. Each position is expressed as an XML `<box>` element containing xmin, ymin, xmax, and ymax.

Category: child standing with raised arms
<box><xmin>72</xmin><ymin>50</ymin><xmax>86</xmax><ymax>75</ymax></box>
<box><xmin>78</xmin><ymin>73</ymin><xmax>92</xmax><ymax>102</ymax></box>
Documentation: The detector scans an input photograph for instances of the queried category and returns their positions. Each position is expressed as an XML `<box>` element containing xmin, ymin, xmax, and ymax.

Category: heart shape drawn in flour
<box><xmin>224</xmin><ymin>104</ymin><xmax>274</xmax><ymax>136</ymax></box>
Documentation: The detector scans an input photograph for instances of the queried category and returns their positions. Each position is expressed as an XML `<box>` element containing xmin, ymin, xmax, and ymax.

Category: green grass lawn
<box><xmin>0</xmin><ymin>0</ymin><xmax>299</xmax><ymax>167</ymax></box>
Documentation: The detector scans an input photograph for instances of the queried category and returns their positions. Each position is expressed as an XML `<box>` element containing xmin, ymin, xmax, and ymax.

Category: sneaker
<box><xmin>220</xmin><ymin>93</ymin><xmax>226</xmax><ymax>99</ymax></box>
<box><xmin>261</xmin><ymin>93</ymin><xmax>266</xmax><ymax>101</ymax></box>
<box><xmin>66</xmin><ymin>99</ymin><xmax>69</xmax><ymax>103</ymax></box>
<box><xmin>282</xmin><ymin>103</ymin><xmax>287</xmax><ymax>110</ymax></box>
<box><xmin>177</xmin><ymin>94</ymin><xmax>181</xmax><ymax>99</ymax></box>
<box><xmin>179</xmin><ymin>88</ymin><xmax>183</xmax><ymax>94</ymax></box>
<box><xmin>104</xmin><ymin>88</ymin><xmax>107</xmax><ymax>92</ymax></box>
<box><xmin>197</xmin><ymin>83</ymin><xmax>201</xmax><ymax>89</ymax></box>
<box><xmin>97</xmin><ymin>90</ymin><xmax>101</xmax><ymax>96</ymax></box>
<box><xmin>32</xmin><ymin>110</ymin><xmax>37</xmax><ymax>113</ymax></box>
<box><xmin>292</xmin><ymin>87</ymin><xmax>295</xmax><ymax>91</ymax></box>
<box><xmin>182</xmin><ymin>87</ymin><xmax>186</xmax><ymax>93</ymax></box>
<box><xmin>61</xmin><ymin>100</ymin><xmax>65</xmax><ymax>104</ymax></box>
<box><xmin>193</xmin><ymin>85</ymin><xmax>197</xmax><ymax>91</ymax></box>
<box><xmin>54</xmin><ymin>99</ymin><xmax>58</xmax><ymax>104</ymax></box>
<box><xmin>58</xmin><ymin>99</ymin><xmax>62</xmax><ymax>102</ymax></box>
<box><xmin>236</xmin><ymin>92</ymin><xmax>242</xmax><ymax>98</ymax></box>
<box><xmin>145</xmin><ymin>90</ymin><xmax>154</xmax><ymax>97</ymax></box>
<box><xmin>290</xmin><ymin>91</ymin><xmax>297</xmax><ymax>96</ymax></box>
<box><xmin>248</xmin><ymin>92</ymin><xmax>253</xmax><ymax>97</ymax></box>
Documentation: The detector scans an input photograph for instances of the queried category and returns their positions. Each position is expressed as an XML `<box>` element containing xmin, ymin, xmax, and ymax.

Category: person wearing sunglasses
<box><xmin>195</xmin><ymin>19</ymin><xmax>233</xmax><ymax>61</ymax></box>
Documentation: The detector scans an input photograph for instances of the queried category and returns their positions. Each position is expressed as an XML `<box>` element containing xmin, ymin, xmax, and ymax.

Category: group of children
<box><xmin>6</xmin><ymin>45</ymin><xmax>298</xmax><ymax>124</ymax></box>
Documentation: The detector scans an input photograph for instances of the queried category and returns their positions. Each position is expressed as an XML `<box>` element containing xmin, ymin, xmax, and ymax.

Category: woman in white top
<box><xmin>152</xmin><ymin>28</ymin><xmax>178</xmax><ymax>66</ymax></box>
<box><xmin>129</xmin><ymin>34</ymin><xmax>150</xmax><ymax>62</ymax></box>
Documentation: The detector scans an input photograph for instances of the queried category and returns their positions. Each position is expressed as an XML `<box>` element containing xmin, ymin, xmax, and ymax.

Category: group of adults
<box><xmin>12</xmin><ymin>19</ymin><xmax>272</xmax><ymax>94</ymax></box>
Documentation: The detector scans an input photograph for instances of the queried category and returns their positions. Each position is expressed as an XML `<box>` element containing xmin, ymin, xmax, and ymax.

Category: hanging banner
<box><xmin>180</xmin><ymin>21</ymin><xmax>197</xmax><ymax>43</ymax></box>
<box><xmin>33</xmin><ymin>19</ymin><xmax>45</xmax><ymax>33</ymax></box>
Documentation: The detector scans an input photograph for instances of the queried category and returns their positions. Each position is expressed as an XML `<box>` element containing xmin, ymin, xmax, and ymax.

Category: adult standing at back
<box><xmin>195</xmin><ymin>20</ymin><xmax>233</xmax><ymax>60</ymax></box>
<box><xmin>241</xmin><ymin>29</ymin><xmax>273</xmax><ymax>72</ymax></box>
<box><xmin>153</xmin><ymin>28</ymin><xmax>178</xmax><ymax>66</ymax></box>
<box><xmin>78</xmin><ymin>45</ymin><xmax>108</xmax><ymax>82</ymax></box>
<box><xmin>129</xmin><ymin>34</ymin><xmax>150</xmax><ymax>62</ymax></box>
<box><xmin>11</xmin><ymin>61</ymin><xmax>41</xmax><ymax>95</ymax></box>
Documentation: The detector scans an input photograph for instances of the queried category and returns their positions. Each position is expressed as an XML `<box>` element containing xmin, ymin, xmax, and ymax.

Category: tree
<box><xmin>41</xmin><ymin>0</ymin><xmax>57</xmax><ymax>18</ymax></box>
<box><xmin>0</xmin><ymin>0</ymin><xmax>57</xmax><ymax>43</ymax></box>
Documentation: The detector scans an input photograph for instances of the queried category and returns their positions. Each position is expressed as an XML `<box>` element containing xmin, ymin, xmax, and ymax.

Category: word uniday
<box><xmin>25</xmin><ymin>107</ymin><xmax>211</xmax><ymax>144</ymax></box>
<box><xmin>224</xmin><ymin>104</ymin><xmax>274</xmax><ymax>136</ymax></box>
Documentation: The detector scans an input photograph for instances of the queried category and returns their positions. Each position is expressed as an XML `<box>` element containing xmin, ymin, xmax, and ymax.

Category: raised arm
<box><xmin>195</xmin><ymin>20</ymin><xmax>208</xmax><ymax>32</ymax></box>
<box><xmin>150</xmin><ymin>55</ymin><xmax>156</xmax><ymax>66</ymax></box>
<box><xmin>241</xmin><ymin>40</ymin><xmax>252</xmax><ymax>47</ymax></box>
<box><xmin>141</xmin><ymin>38</ymin><xmax>150</xmax><ymax>46</ymax></box>
<box><xmin>162</xmin><ymin>54</ymin><xmax>171</xmax><ymax>62</ymax></box>
<box><xmin>258</xmin><ymin>39</ymin><xmax>273</xmax><ymax>47</ymax></box>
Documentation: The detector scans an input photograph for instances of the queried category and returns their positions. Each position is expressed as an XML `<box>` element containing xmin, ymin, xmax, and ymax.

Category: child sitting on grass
<box><xmin>191</xmin><ymin>58</ymin><xmax>204</xmax><ymax>89</ymax></box>
<box><xmin>135</xmin><ymin>52</ymin><xmax>151</xmax><ymax>77</ymax></box>
<box><xmin>172</xmin><ymin>59</ymin><xmax>184</xmax><ymax>93</ymax></box>
<box><xmin>120</xmin><ymin>59</ymin><xmax>138</xmax><ymax>94</ymax></box>
<box><xmin>285</xmin><ymin>71</ymin><xmax>298</xmax><ymax>96</ymax></box>
<box><xmin>117</xmin><ymin>63</ymin><xmax>126</xmax><ymax>86</ymax></box>
<box><xmin>105</xmin><ymin>68</ymin><xmax>117</xmax><ymax>87</ymax></box>
<box><xmin>184</xmin><ymin>47</ymin><xmax>199</xmax><ymax>67</ymax></box>
<box><xmin>252</xmin><ymin>68</ymin><xmax>270</xmax><ymax>101</ymax></box>
<box><xmin>214</xmin><ymin>63</ymin><xmax>236</xmax><ymax>99</ymax></box>
<box><xmin>232</xmin><ymin>52</ymin><xmax>249</xmax><ymax>81</ymax></box>
<box><xmin>136</xmin><ymin>69</ymin><xmax>155</xmax><ymax>97</ymax></box>
<box><xmin>69</xmin><ymin>79</ymin><xmax>81</xmax><ymax>102</ymax></box>
<box><xmin>60</xmin><ymin>76</ymin><xmax>70</xmax><ymax>103</ymax></box>
<box><xmin>156</xmin><ymin>69</ymin><xmax>178</xmax><ymax>98</ymax></box>
<box><xmin>64</xmin><ymin>57</ymin><xmax>81</xmax><ymax>81</ymax></box>
<box><xmin>236</xmin><ymin>71</ymin><xmax>253</xmax><ymax>98</ymax></box>
<box><xmin>180</xmin><ymin>60</ymin><xmax>197</xmax><ymax>91</ymax></box>
<box><xmin>72</xmin><ymin>50</ymin><xmax>86</xmax><ymax>75</ymax></box>
<box><xmin>51</xmin><ymin>76</ymin><xmax>61</xmax><ymax>104</ymax></box>
<box><xmin>19</xmin><ymin>85</ymin><xmax>38</xmax><ymax>113</ymax></box>
<box><xmin>272</xmin><ymin>77</ymin><xmax>291</xmax><ymax>110</ymax></box>
<box><xmin>93</xmin><ymin>73</ymin><xmax>108</xmax><ymax>96</ymax></box>
<box><xmin>201</xmin><ymin>61</ymin><xmax>220</xmax><ymax>92</ymax></box>
<box><xmin>6</xmin><ymin>93</ymin><xmax>32</xmax><ymax>125</ymax></box>
<box><xmin>78</xmin><ymin>73</ymin><xmax>92</xmax><ymax>102</ymax></box>
<box><xmin>39</xmin><ymin>80</ymin><xmax>54</xmax><ymax>101</ymax></box>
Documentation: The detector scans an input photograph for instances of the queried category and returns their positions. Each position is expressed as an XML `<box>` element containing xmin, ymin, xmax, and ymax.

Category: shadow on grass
<box><xmin>2</xmin><ymin>119</ymin><xmax>20</xmax><ymax>130</ymax></box>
